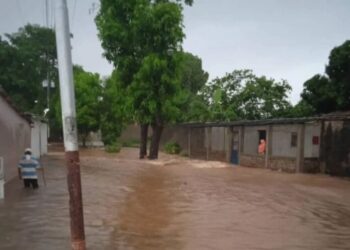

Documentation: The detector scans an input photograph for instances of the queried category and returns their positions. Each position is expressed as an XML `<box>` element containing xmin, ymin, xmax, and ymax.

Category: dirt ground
<box><xmin>1</xmin><ymin>147</ymin><xmax>350</xmax><ymax>250</ymax></box>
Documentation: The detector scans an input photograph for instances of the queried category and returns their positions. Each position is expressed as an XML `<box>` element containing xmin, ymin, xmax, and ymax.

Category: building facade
<box><xmin>160</xmin><ymin>112</ymin><xmax>350</xmax><ymax>176</ymax></box>
<box><xmin>0</xmin><ymin>91</ymin><xmax>31</xmax><ymax>198</ymax></box>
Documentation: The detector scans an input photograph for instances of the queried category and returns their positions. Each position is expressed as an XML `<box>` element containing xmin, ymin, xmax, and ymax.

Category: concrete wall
<box><xmin>119</xmin><ymin>124</ymin><xmax>141</xmax><ymax>143</ymax></box>
<box><xmin>0</xmin><ymin>96</ymin><xmax>31</xmax><ymax>182</ymax></box>
<box><xmin>31</xmin><ymin>120</ymin><xmax>48</xmax><ymax>158</ymax></box>
<box><xmin>321</xmin><ymin>120</ymin><xmax>350</xmax><ymax>176</ymax></box>
<box><xmin>160</xmin><ymin>125</ymin><xmax>189</xmax><ymax>154</ymax></box>
<box><xmin>211</xmin><ymin>127</ymin><xmax>225</xmax><ymax>151</ymax></box>
<box><xmin>269</xmin><ymin>157</ymin><xmax>297</xmax><ymax>173</ymax></box>
<box><xmin>243</xmin><ymin>126</ymin><xmax>267</xmax><ymax>155</ymax></box>
<box><xmin>189</xmin><ymin>127</ymin><xmax>207</xmax><ymax>159</ymax></box>
<box><xmin>304</xmin><ymin>123</ymin><xmax>321</xmax><ymax>158</ymax></box>
<box><xmin>240</xmin><ymin>154</ymin><xmax>265</xmax><ymax>168</ymax></box>
<box><xmin>119</xmin><ymin>120</ymin><xmax>350</xmax><ymax>176</ymax></box>
<box><xmin>271</xmin><ymin>125</ymin><xmax>299</xmax><ymax>157</ymax></box>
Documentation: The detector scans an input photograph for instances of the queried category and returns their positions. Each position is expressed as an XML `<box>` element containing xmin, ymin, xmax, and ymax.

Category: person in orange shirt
<box><xmin>258</xmin><ymin>139</ymin><xmax>266</xmax><ymax>155</ymax></box>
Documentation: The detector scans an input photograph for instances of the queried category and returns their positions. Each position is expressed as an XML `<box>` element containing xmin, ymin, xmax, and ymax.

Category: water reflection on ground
<box><xmin>1</xmin><ymin>148</ymin><xmax>350</xmax><ymax>250</ymax></box>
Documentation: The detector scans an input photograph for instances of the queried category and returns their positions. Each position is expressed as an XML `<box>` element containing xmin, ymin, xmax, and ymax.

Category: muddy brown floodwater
<box><xmin>1</xmin><ymin>147</ymin><xmax>350</xmax><ymax>250</ymax></box>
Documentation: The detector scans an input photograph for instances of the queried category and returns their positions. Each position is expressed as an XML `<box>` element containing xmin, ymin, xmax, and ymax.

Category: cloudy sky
<box><xmin>1</xmin><ymin>0</ymin><xmax>350</xmax><ymax>103</ymax></box>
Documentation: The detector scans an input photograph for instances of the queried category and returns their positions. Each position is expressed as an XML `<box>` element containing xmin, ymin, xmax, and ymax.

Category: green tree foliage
<box><xmin>74</xmin><ymin>66</ymin><xmax>102</xmax><ymax>147</ymax></box>
<box><xmin>301</xmin><ymin>74</ymin><xmax>337</xmax><ymax>114</ymax></box>
<box><xmin>0</xmin><ymin>24</ymin><xmax>57</xmax><ymax>114</ymax></box>
<box><xmin>196</xmin><ymin>70</ymin><xmax>292</xmax><ymax>121</ymax></box>
<box><xmin>285</xmin><ymin>100</ymin><xmax>315</xmax><ymax>118</ymax></box>
<box><xmin>325</xmin><ymin>40</ymin><xmax>350</xmax><ymax>109</ymax></box>
<box><xmin>177</xmin><ymin>52</ymin><xmax>209</xmax><ymax>121</ymax></box>
<box><xmin>301</xmin><ymin>40</ymin><xmax>350</xmax><ymax>114</ymax></box>
<box><xmin>239</xmin><ymin>76</ymin><xmax>292</xmax><ymax>119</ymax></box>
<box><xmin>96</xmin><ymin>0</ymin><xmax>192</xmax><ymax>159</ymax></box>
<box><xmin>53</xmin><ymin>66</ymin><xmax>102</xmax><ymax>146</ymax></box>
<box><xmin>100</xmin><ymin>70</ymin><xmax>130</xmax><ymax>146</ymax></box>
<box><xmin>179</xmin><ymin>52</ymin><xmax>208</xmax><ymax>94</ymax></box>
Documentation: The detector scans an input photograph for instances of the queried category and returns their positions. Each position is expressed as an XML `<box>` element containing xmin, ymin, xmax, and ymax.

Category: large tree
<box><xmin>179</xmin><ymin>52</ymin><xmax>208</xmax><ymax>94</ymax></box>
<box><xmin>178</xmin><ymin>52</ymin><xmax>209</xmax><ymax>122</ymax></box>
<box><xmin>74</xmin><ymin>66</ymin><xmax>102</xmax><ymax>147</ymax></box>
<box><xmin>100</xmin><ymin>70</ymin><xmax>130</xmax><ymax>146</ymax></box>
<box><xmin>198</xmin><ymin>70</ymin><xmax>292</xmax><ymax>121</ymax></box>
<box><xmin>325</xmin><ymin>40</ymin><xmax>350</xmax><ymax>109</ymax></box>
<box><xmin>96</xmin><ymin>0</ymin><xmax>192</xmax><ymax>159</ymax></box>
<box><xmin>300</xmin><ymin>74</ymin><xmax>337</xmax><ymax>114</ymax></box>
<box><xmin>1</xmin><ymin>24</ymin><xmax>57</xmax><ymax>114</ymax></box>
<box><xmin>301</xmin><ymin>40</ymin><xmax>350</xmax><ymax>114</ymax></box>
<box><xmin>52</xmin><ymin>66</ymin><xmax>102</xmax><ymax>146</ymax></box>
<box><xmin>239</xmin><ymin>76</ymin><xmax>292</xmax><ymax>119</ymax></box>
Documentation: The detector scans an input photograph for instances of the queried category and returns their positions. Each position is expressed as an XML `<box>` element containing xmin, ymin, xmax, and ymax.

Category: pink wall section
<box><xmin>0</xmin><ymin>96</ymin><xmax>31</xmax><ymax>182</ymax></box>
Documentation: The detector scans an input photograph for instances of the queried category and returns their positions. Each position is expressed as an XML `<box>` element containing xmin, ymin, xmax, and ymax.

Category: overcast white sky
<box><xmin>1</xmin><ymin>0</ymin><xmax>349</xmax><ymax>104</ymax></box>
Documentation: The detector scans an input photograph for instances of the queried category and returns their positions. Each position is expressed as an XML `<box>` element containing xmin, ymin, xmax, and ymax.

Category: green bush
<box><xmin>105</xmin><ymin>143</ymin><xmax>122</xmax><ymax>153</ymax></box>
<box><xmin>164</xmin><ymin>142</ymin><xmax>181</xmax><ymax>155</ymax></box>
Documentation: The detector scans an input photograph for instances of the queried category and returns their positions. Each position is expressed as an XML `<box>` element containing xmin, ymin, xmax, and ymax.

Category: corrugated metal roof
<box><xmin>181</xmin><ymin>112</ymin><xmax>350</xmax><ymax>128</ymax></box>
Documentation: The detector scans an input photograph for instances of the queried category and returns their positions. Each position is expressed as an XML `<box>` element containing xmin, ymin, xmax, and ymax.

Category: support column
<box><xmin>266</xmin><ymin>125</ymin><xmax>273</xmax><ymax>169</ymax></box>
<box><xmin>238</xmin><ymin>126</ymin><xmax>245</xmax><ymax>164</ymax></box>
<box><xmin>206</xmin><ymin>127</ymin><xmax>212</xmax><ymax>161</ymax></box>
<box><xmin>225</xmin><ymin>127</ymin><xmax>232</xmax><ymax>162</ymax></box>
<box><xmin>188</xmin><ymin>127</ymin><xmax>191</xmax><ymax>158</ymax></box>
<box><xmin>296</xmin><ymin>124</ymin><xmax>305</xmax><ymax>173</ymax></box>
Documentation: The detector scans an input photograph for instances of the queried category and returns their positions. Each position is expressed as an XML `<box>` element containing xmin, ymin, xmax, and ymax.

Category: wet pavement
<box><xmin>1</xmin><ymin>148</ymin><xmax>350</xmax><ymax>250</ymax></box>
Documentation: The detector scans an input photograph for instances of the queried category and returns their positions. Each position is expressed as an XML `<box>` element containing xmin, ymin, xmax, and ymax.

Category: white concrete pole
<box><xmin>55</xmin><ymin>1</ymin><xmax>86</xmax><ymax>249</ymax></box>
<box><xmin>55</xmin><ymin>0</ymin><xmax>78</xmax><ymax>152</ymax></box>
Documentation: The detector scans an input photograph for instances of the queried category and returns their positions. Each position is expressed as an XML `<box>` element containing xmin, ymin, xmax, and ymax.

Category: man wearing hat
<box><xmin>18</xmin><ymin>148</ymin><xmax>41</xmax><ymax>189</ymax></box>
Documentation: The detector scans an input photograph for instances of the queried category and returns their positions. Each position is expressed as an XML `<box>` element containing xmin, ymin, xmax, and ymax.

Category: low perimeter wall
<box><xmin>269</xmin><ymin>157</ymin><xmax>296</xmax><ymax>173</ymax></box>
<box><xmin>240</xmin><ymin>154</ymin><xmax>265</xmax><ymax>168</ymax></box>
<box><xmin>304</xmin><ymin>158</ymin><xmax>320</xmax><ymax>173</ymax></box>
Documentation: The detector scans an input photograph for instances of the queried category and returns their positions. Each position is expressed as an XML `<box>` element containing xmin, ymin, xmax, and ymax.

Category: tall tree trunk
<box><xmin>139</xmin><ymin>124</ymin><xmax>149</xmax><ymax>159</ymax></box>
<box><xmin>148</xmin><ymin>123</ymin><xmax>163</xmax><ymax>160</ymax></box>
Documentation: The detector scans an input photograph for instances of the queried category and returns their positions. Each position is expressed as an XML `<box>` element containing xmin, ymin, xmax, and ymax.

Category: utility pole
<box><xmin>54</xmin><ymin>1</ymin><xmax>86</xmax><ymax>250</ymax></box>
<box><xmin>45</xmin><ymin>0</ymin><xmax>50</xmax><ymax>109</ymax></box>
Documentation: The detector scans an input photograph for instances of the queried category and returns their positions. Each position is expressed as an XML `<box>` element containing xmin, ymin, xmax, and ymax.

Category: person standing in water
<box><xmin>18</xmin><ymin>148</ymin><xmax>41</xmax><ymax>189</ymax></box>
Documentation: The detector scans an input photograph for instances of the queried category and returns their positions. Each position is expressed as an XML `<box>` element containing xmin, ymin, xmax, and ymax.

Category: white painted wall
<box><xmin>31</xmin><ymin>120</ymin><xmax>48</xmax><ymax>158</ymax></box>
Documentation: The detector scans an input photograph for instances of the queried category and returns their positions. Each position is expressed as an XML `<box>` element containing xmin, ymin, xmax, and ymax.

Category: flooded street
<box><xmin>1</xmin><ymin>148</ymin><xmax>350</xmax><ymax>250</ymax></box>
